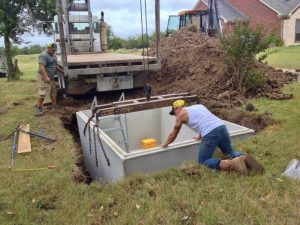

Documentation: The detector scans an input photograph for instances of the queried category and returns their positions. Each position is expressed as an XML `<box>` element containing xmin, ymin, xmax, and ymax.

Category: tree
<box><xmin>220</xmin><ymin>23</ymin><xmax>271</xmax><ymax>95</ymax></box>
<box><xmin>0</xmin><ymin>0</ymin><xmax>56</xmax><ymax>81</ymax></box>
<box><xmin>106</xmin><ymin>24</ymin><xmax>122</xmax><ymax>50</ymax></box>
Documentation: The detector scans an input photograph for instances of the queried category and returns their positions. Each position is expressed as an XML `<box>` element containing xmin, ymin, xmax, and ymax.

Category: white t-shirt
<box><xmin>186</xmin><ymin>104</ymin><xmax>224</xmax><ymax>137</ymax></box>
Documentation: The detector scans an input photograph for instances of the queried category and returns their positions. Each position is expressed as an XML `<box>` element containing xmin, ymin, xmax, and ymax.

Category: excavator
<box><xmin>166</xmin><ymin>0</ymin><xmax>222</xmax><ymax>37</ymax></box>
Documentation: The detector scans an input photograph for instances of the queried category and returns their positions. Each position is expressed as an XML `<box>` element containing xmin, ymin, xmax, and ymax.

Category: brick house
<box><xmin>194</xmin><ymin>0</ymin><xmax>300</xmax><ymax>46</ymax></box>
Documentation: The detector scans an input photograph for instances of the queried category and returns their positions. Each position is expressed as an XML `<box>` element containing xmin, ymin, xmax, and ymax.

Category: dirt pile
<box><xmin>147</xmin><ymin>27</ymin><xmax>299</xmax><ymax>131</ymax></box>
<box><xmin>150</xmin><ymin>27</ymin><xmax>296</xmax><ymax>110</ymax></box>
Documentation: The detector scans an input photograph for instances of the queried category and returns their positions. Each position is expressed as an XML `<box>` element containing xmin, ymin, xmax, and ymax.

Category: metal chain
<box><xmin>96</xmin><ymin>122</ymin><xmax>111</xmax><ymax>166</ymax></box>
<box><xmin>88</xmin><ymin>122</ymin><xmax>92</xmax><ymax>155</ymax></box>
<box><xmin>93</xmin><ymin>125</ymin><xmax>99</xmax><ymax>167</ymax></box>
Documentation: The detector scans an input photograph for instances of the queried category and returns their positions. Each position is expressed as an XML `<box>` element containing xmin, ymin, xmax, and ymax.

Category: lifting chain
<box><xmin>83</xmin><ymin>108</ymin><xmax>111</xmax><ymax>167</ymax></box>
<box><xmin>96</xmin><ymin>119</ymin><xmax>110</xmax><ymax>166</ymax></box>
<box><xmin>88</xmin><ymin>122</ymin><xmax>92</xmax><ymax>155</ymax></box>
<box><xmin>93</xmin><ymin>124</ymin><xmax>99</xmax><ymax>167</ymax></box>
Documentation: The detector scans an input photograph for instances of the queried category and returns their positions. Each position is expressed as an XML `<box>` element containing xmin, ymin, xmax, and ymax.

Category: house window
<box><xmin>296</xmin><ymin>20</ymin><xmax>300</xmax><ymax>42</ymax></box>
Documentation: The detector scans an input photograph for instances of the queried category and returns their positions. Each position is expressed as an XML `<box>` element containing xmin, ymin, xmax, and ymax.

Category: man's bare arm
<box><xmin>161</xmin><ymin>110</ymin><xmax>187</xmax><ymax>148</ymax></box>
<box><xmin>56</xmin><ymin>65</ymin><xmax>64</xmax><ymax>73</ymax></box>
<box><xmin>39</xmin><ymin>64</ymin><xmax>50</xmax><ymax>83</ymax></box>
<box><xmin>161</xmin><ymin>123</ymin><xmax>182</xmax><ymax>148</ymax></box>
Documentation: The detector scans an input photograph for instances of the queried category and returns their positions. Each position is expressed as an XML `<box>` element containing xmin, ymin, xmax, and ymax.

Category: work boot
<box><xmin>220</xmin><ymin>156</ymin><xmax>248</xmax><ymax>176</ymax></box>
<box><xmin>51</xmin><ymin>104</ymin><xmax>61</xmax><ymax>112</ymax></box>
<box><xmin>244</xmin><ymin>155</ymin><xmax>265</xmax><ymax>175</ymax></box>
<box><xmin>35</xmin><ymin>106</ymin><xmax>44</xmax><ymax>116</ymax></box>
<box><xmin>231</xmin><ymin>156</ymin><xmax>248</xmax><ymax>176</ymax></box>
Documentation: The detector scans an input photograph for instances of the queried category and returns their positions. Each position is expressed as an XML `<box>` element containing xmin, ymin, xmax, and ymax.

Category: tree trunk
<box><xmin>4</xmin><ymin>35</ymin><xmax>14</xmax><ymax>81</ymax></box>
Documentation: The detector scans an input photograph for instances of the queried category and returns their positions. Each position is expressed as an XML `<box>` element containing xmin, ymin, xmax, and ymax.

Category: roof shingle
<box><xmin>260</xmin><ymin>0</ymin><xmax>300</xmax><ymax>16</ymax></box>
<box><xmin>198</xmin><ymin>0</ymin><xmax>248</xmax><ymax>22</ymax></box>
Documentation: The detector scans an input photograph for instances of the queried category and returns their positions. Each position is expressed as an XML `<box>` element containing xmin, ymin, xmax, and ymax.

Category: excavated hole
<box><xmin>61</xmin><ymin>113</ymin><xmax>93</xmax><ymax>184</ymax></box>
<box><xmin>58</xmin><ymin>90</ymin><xmax>145</xmax><ymax>184</ymax></box>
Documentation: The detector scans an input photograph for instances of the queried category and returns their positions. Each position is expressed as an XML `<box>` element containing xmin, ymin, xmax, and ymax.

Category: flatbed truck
<box><xmin>54</xmin><ymin>0</ymin><xmax>161</xmax><ymax>94</ymax></box>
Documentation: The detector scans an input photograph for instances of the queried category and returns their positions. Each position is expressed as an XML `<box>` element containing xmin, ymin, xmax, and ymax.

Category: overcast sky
<box><xmin>0</xmin><ymin>0</ymin><xmax>198</xmax><ymax>47</ymax></box>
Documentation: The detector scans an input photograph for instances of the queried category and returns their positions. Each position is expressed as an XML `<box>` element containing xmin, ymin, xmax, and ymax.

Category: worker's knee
<box><xmin>199</xmin><ymin>158</ymin><xmax>221</xmax><ymax>170</ymax></box>
<box><xmin>198</xmin><ymin>156</ymin><xmax>206</xmax><ymax>164</ymax></box>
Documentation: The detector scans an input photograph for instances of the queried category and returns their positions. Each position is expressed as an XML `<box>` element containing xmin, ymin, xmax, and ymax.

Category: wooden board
<box><xmin>17</xmin><ymin>124</ymin><xmax>31</xmax><ymax>154</ymax></box>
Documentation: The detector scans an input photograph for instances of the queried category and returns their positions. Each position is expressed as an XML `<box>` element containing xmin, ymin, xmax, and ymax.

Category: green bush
<box><xmin>266</xmin><ymin>33</ymin><xmax>284</xmax><ymax>47</ymax></box>
<box><xmin>220</xmin><ymin>23</ymin><xmax>270</xmax><ymax>95</ymax></box>
<box><xmin>244</xmin><ymin>69</ymin><xmax>267</xmax><ymax>92</ymax></box>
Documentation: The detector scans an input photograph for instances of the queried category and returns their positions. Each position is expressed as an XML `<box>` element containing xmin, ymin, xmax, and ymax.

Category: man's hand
<box><xmin>56</xmin><ymin>65</ymin><xmax>64</xmax><ymax>74</ymax></box>
<box><xmin>160</xmin><ymin>143</ymin><xmax>168</xmax><ymax>148</ymax></box>
<box><xmin>44</xmin><ymin>75</ymin><xmax>51</xmax><ymax>83</ymax></box>
<box><xmin>193</xmin><ymin>134</ymin><xmax>201</xmax><ymax>141</ymax></box>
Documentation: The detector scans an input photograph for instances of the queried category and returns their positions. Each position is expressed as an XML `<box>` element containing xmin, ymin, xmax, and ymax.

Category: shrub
<box><xmin>220</xmin><ymin>23</ymin><xmax>270</xmax><ymax>95</ymax></box>
<box><xmin>244</xmin><ymin>69</ymin><xmax>267</xmax><ymax>93</ymax></box>
<box><xmin>266</xmin><ymin>33</ymin><xmax>284</xmax><ymax>47</ymax></box>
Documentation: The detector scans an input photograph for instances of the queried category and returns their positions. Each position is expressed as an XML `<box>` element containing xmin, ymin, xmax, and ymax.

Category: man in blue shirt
<box><xmin>162</xmin><ymin>99</ymin><xmax>264</xmax><ymax>176</ymax></box>
<box><xmin>35</xmin><ymin>43</ymin><xmax>63</xmax><ymax>116</ymax></box>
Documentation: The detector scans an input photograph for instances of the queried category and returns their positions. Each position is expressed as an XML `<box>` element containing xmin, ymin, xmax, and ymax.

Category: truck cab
<box><xmin>54</xmin><ymin>14</ymin><xmax>101</xmax><ymax>53</ymax></box>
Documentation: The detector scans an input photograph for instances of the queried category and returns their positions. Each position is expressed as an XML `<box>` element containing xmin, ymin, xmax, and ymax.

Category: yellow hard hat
<box><xmin>173</xmin><ymin>99</ymin><xmax>185</xmax><ymax>108</ymax></box>
<box><xmin>47</xmin><ymin>43</ymin><xmax>57</xmax><ymax>49</ymax></box>
<box><xmin>169</xmin><ymin>99</ymin><xmax>185</xmax><ymax>115</ymax></box>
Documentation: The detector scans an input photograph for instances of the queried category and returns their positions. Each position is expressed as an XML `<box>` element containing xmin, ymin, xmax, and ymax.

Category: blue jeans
<box><xmin>198</xmin><ymin>125</ymin><xmax>244</xmax><ymax>170</ymax></box>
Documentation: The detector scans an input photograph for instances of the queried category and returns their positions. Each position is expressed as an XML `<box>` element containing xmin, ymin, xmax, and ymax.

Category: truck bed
<box><xmin>57</xmin><ymin>52</ymin><xmax>161</xmax><ymax>77</ymax></box>
<box><xmin>57</xmin><ymin>53</ymin><xmax>158</xmax><ymax>66</ymax></box>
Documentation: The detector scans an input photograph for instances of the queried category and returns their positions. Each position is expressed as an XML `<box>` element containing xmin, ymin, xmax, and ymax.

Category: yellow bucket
<box><xmin>141</xmin><ymin>138</ymin><xmax>157</xmax><ymax>149</ymax></box>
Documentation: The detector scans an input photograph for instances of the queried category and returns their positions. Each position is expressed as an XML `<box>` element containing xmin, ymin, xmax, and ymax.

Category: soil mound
<box><xmin>147</xmin><ymin>28</ymin><xmax>298</xmax><ymax>130</ymax></box>
<box><xmin>150</xmin><ymin>28</ymin><xmax>296</xmax><ymax>110</ymax></box>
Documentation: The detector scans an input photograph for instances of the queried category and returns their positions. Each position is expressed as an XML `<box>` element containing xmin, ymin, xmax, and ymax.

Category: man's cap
<box><xmin>169</xmin><ymin>99</ymin><xmax>185</xmax><ymax>115</ymax></box>
<box><xmin>47</xmin><ymin>43</ymin><xmax>57</xmax><ymax>50</ymax></box>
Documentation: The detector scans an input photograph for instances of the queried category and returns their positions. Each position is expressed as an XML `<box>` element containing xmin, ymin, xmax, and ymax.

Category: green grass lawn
<box><xmin>263</xmin><ymin>45</ymin><xmax>300</xmax><ymax>69</ymax></box>
<box><xmin>0</xmin><ymin>54</ymin><xmax>300</xmax><ymax>224</ymax></box>
<box><xmin>16</xmin><ymin>54</ymin><xmax>39</xmax><ymax>80</ymax></box>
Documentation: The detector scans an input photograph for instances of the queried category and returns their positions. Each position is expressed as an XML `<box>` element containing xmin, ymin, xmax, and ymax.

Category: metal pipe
<box><xmin>10</xmin><ymin>127</ymin><xmax>19</xmax><ymax>168</ymax></box>
<box><xmin>18</xmin><ymin>130</ymin><xmax>57</xmax><ymax>142</ymax></box>
<box><xmin>100</xmin><ymin>11</ymin><xmax>108</xmax><ymax>52</ymax></box>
